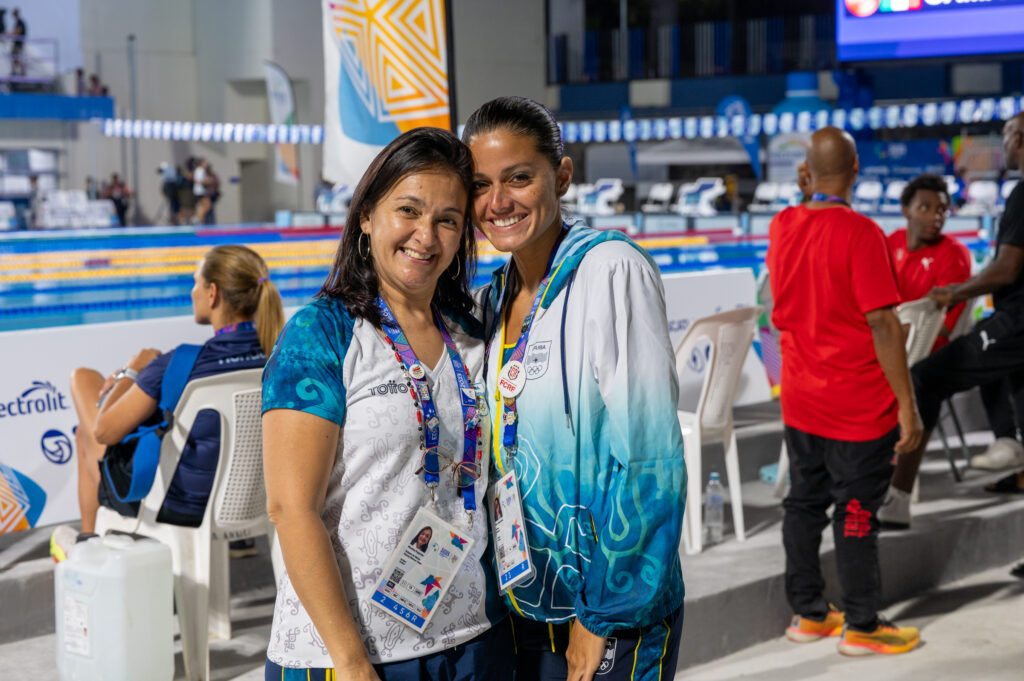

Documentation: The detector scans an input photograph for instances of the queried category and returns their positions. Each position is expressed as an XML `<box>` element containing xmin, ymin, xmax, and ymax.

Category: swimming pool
<box><xmin>0</xmin><ymin>224</ymin><xmax>992</xmax><ymax>333</ymax></box>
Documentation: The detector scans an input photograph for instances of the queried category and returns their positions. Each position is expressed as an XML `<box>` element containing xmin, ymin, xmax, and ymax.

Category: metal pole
<box><xmin>444</xmin><ymin>0</ymin><xmax>458</xmax><ymax>129</ymax></box>
<box><xmin>619</xmin><ymin>0</ymin><xmax>627</xmax><ymax>81</ymax></box>
<box><xmin>127</xmin><ymin>34</ymin><xmax>138</xmax><ymax>226</ymax></box>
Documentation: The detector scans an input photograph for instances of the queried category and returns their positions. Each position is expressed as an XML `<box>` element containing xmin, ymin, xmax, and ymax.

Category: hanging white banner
<box><xmin>264</xmin><ymin>60</ymin><xmax>301</xmax><ymax>186</ymax></box>
<box><xmin>321</xmin><ymin>0</ymin><xmax>452</xmax><ymax>185</ymax></box>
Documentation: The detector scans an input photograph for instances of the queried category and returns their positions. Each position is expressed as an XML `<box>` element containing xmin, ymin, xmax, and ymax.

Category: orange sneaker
<box><xmin>838</xmin><ymin>618</ymin><xmax>920</xmax><ymax>656</ymax></box>
<box><xmin>785</xmin><ymin>604</ymin><xmax>845</xmax><ymax>642</ymax></box>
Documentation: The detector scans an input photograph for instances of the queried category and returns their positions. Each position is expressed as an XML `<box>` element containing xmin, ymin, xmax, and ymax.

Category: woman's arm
<box><xmin>576</xmin><ymin>247</ymin><xmax>687</xmax><ymax>634</ymax></box>
<box><xmin>93</xmin><ymin>348</ymin><xmax>161</xmax><ymax>445</ymax></box>
<box><xmin>263</xmin><ymin>408</ymin><xmax>380</xmax><ymax>681</ymax></box>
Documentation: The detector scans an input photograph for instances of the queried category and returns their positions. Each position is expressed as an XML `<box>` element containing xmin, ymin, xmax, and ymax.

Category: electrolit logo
<box><xmin>41</xmin><ymin>429</ymin><xmax>73</xmax><ymax>465</ymax></box>
<box><xmin>0</xmin><ymin>382</ymin><xmax>71</xmax><ymax>419</ymax></box>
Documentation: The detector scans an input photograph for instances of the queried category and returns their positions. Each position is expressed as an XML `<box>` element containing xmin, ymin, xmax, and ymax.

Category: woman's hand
<box><xmin>98</xmin><ymin>373</ymin><xmax>117</xmax><ymax>402</ymax></box>
<box><xmin>128</xmin><ymin>348</ymin><xmax>161</xmax><ymax>373</ymax></box>
<box><xmin>566</xmin><ymin>619</ymin><xmax>607</xmax><ymax>681</ymax></box>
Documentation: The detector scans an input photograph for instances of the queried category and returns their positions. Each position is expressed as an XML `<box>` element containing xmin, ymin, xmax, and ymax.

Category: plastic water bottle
<box><xmin>704</xmin><ymin>472</ymin><xmax>725</xmax><ymax>544</ymax></box>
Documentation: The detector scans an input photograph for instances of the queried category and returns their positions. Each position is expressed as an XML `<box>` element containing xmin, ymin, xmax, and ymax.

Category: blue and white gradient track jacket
<box><xmin>479</xmin><ymin>223</ymin><xmax>686</xmax><ymax>636</ymax></box>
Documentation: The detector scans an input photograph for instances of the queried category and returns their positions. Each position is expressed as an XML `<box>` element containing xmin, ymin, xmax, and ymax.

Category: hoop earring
<box><xmin>450</xmin><ymin>255</ymin><xmax>461</xmax><ymax>280</ymax></box>
<box><xmin>358</xmin><ymin>232</ymin><xmax>370</xmax><ymax>260</ymax></box>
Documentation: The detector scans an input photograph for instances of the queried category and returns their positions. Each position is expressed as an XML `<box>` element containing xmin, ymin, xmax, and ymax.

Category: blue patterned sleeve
<box><xmin>261</xmin><ymin>299</ymin><xmax>352</xmax><ymax>427</ymax></box>
<box><xmin>576</xmin><ymin>248</ymin><xmax>687</xmax><ymax>635</ymax></box>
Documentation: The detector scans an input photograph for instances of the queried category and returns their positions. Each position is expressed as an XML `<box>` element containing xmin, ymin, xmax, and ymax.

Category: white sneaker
<box><xmin>971</xmin><ymin>437</ymin><xmax>1024</xmax><ymax>470</ymax></box>
<box><xmin>877</xmin><ymin>487</ymin><xmax>911</xmax><ymax>530</ymax></box>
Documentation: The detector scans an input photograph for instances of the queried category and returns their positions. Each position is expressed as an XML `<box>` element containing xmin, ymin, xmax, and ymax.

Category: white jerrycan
<box><xmin>55</xmin><ymin>534</ymin><xmax>173</xmax><ymax>681</ymax></box>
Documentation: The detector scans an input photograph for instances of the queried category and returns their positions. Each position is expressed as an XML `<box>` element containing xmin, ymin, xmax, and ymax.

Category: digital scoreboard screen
<box><xmin>837</xmin><ymin>0</ymin><xmax>1024</xmax><ymax>61</ymax></box>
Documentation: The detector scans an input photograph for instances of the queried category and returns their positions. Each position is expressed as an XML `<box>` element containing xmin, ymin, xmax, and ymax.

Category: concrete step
<box><xmin>678</xmin><ymin>451</ymin><xmax>1024</xmax><ymax>669</ymax></box>
<box><xmin>0</xmin><ymin>424</ymin><xmax>1019</xmax><ymax>677</ymax></box>
<box><xmin>679</xmin><ymin>561</ymin><xmax>1024</xmax><ymax>681</ymax></box>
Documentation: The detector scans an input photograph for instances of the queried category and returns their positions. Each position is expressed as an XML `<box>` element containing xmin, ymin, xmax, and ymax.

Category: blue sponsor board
<box><xmin>855</xmin><ymin>139</ymin><xmax>954</xmax><ymax>180</ymax></box>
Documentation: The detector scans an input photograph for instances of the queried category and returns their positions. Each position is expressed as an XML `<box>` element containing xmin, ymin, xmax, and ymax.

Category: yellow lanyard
<box><xmin>490</xmin><ymin>261</ymin><xmax>564</xmax><ymax>475</ymax></box>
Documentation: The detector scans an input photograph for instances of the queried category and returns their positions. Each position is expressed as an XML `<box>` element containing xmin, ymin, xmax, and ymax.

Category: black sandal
<box><xmin>984</xmin><ymin>472</ymin><xmax>1024</xmax><ymax>495</ymax></box>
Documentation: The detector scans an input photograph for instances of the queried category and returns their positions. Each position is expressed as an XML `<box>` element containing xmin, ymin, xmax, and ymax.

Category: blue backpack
<box><xmin>100</xmin><ymin>344</ymin><xmax>202</xmax><ymax>503</ymax></box>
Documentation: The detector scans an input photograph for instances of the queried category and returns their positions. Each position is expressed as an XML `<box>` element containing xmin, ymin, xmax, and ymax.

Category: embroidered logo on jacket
<box><xmin>525</xmin><ymin>341</ymin><xmax>551</xmax><ymax>379</ymax></box>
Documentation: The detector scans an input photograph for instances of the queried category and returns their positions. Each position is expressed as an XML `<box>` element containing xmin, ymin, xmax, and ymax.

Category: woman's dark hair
<box><xmin>461</xmin><ymin>96</ymin><xmax>564</xmax><ymax>170</ymax></box>
<box><xmin>319</xmin><ymin>127</ymin><xmax>476</xmax><ymax>325</ymax></box>
<box><xmin>900</xmin><ymin>174</ymin><xmax>950</xmax><ymax>208</ymax></box>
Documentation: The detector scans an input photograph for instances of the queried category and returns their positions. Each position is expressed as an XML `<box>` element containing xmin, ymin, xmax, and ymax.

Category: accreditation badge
<box><xmin>489</xmin><ymin>469</ymin><xmax>534</xmax><ymax>592</ymax></box>
<box><xmin>370</xmin><ymin>507</ymin><xmax>475</xmax><ymax>633</ymax></box>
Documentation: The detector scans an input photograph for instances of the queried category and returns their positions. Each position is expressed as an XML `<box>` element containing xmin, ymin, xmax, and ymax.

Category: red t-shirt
<box><xmin>767</xmin><ymin>205</ymin><xmax>901</xmax><ymax>441</ymax></box>
<box><xmin>886</xmin><ymin>229</ymin><xmax>971</xmax><ymax>350</ymax></box>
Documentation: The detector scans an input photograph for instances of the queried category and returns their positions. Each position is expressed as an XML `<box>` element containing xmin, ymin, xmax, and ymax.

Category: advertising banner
<box><xmin>0</xmin><ymin>316</ymin><xmax>218</xmax><ymax>533</ymax></box>
<box><xmin>321</xmin><ymin>0</ymin><xmax>453</xmax><ymax>185</ymax></box>
<box><xmin>662</xmin><ymin>269</ymin><xmax>772</xmax><ymax>410</ymax></box>
<box><xmin>855</xmin><ymin>139</ymin><xmax>954</xmax><ymax>180</ymax></box>
<box><xmin>767</xmin><ymin>133</ymin><xmax>811</xmax><ymax>182</ymax></box>
<box><xmin>263</xmin><ymin>60</ymin><xmax>301</xmax><ymax>186</ymax></box>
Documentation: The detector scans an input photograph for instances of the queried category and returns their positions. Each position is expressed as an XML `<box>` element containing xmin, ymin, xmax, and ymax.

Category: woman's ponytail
<box><xmin>200</xmin><ymin>245</ymin><xmax>285</xmax><ymax>356</ymax></box>
<box><xmin>255</xmin><ymin>278</ymin><xmax>285</xmax><ymax>356</ymax></box>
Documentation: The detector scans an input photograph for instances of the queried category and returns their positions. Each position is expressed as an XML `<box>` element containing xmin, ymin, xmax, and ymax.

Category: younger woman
<box><xmin>464</xmin><ymin>97</ymin><xmax>687</xmax><ymax>681</ymax></box>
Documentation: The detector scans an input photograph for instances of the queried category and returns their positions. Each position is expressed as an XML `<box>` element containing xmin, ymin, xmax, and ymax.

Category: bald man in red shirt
<box><xmin>768</xmin><ymin>127</ymin><xmax>922</xmax><ymax>656</ymax></box>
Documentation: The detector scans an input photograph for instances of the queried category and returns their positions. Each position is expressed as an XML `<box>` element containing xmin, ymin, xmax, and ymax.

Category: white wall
<box><xmin>68</xmin><ymin>0</ymin><xmax>323</xmax><ymax>224</ymax></box>
<box><xmin>451</xmin><ymin>0</ymin><xmax>548</xmax><ymax>123</ymax></box>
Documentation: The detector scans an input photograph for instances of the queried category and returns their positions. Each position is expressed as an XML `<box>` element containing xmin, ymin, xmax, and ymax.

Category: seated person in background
<box><xmin>51</xmin><ymin>245</ymin><xmax>284</xmax><ymax>560</ymax></box>
<box><xmin>885</xmin><ymin>112</ymin><xmax>1024</xmax><ymax>526</ymax></box>
<box><xmin>885</xmin><ymin>174</ymin><xmax>971</xmax><ymax>351</ymax></box>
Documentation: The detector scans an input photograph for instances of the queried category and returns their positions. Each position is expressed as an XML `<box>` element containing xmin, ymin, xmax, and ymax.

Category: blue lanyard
<box><xmin>809</xmin><ymin>193</ymin><xmax>848</xmax><ymax>206</ymax></box>
<box><xmin>490</xmin><ymin>229</ymin><xmax>565</xmax><ymax>465</ymax></box>
<box><xmin>376</xmin><ymin>297</ymin><xmax>480</xmax><ymax>512</ymax></box>
<box><xmin>215</xmin><ymin>321</ymin><xmax>255</xmax><ymax>336</ymax></box>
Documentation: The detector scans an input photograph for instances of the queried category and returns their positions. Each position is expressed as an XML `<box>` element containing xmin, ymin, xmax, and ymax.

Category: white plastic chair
<box><xmin>95</xmin><ymin>368</ymin><xmax>279</xmax><ymax>681</ymax></box>
<box><xmin>771</xmin><ymin>182</ymin><xmax>802</xmax><ymax>212</ymax></box>
<box><xmin>749</xmin><ymin>182</ymin><xmax>779</xmax><ymax>212</ymax></box>
<box><xmin>897</xmin><ymin>298</ymin><xmax>946</xmax><ymax>367</ymax></box>
<box><xmin>880</xmin><ymin>180</ymin><xmax>908</xmax><ymax>214</ymax></box>
<box><xmin>675</xmin><ymin>306</ymin><xmax>761</xmax><ymax>554</ymax></box>
<box><xmin>641</xmin><ymin>182</ymin><xmax>674</xmax><ymax>213</ymax></box>
<box><xmin>999</xmin><ymin>179</ymin><xmax>1018</xmax><ymax>212</ymax></box>
<box><xmin>852</xmin><ymin>180</ymin><xmax>883</xmax><ymax>213</ymax></box>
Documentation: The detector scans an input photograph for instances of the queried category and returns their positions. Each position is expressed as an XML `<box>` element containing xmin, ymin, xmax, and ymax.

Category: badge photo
<box><xmin>370</xmin><ymin>507</ymin><xmax>475</xmax><ymax>633</ymax></box>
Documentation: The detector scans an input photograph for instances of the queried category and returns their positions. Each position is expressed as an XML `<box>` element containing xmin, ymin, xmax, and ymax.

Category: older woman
<box><xmin>261</xmin><ymin>127</ymin><xmax>510</xmax><ymax>681</ymax></box>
